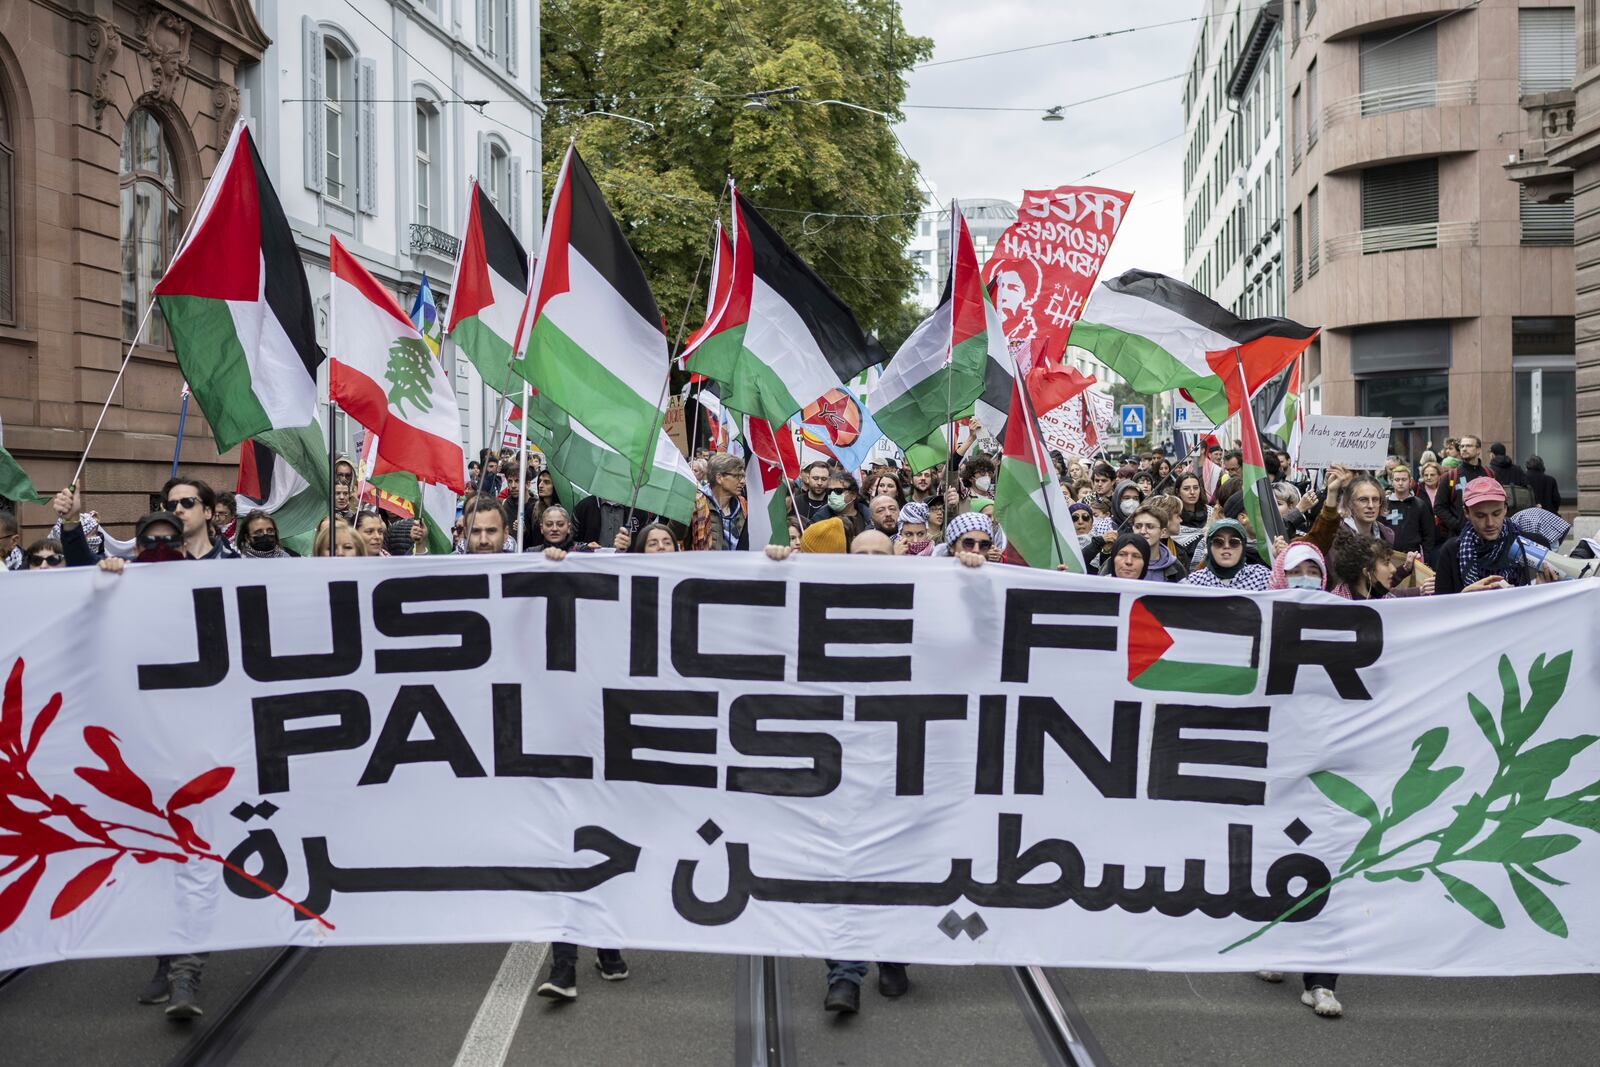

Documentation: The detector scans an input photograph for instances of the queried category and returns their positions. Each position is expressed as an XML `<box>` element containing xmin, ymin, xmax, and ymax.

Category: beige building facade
<box><xmin>0</xmin><ymin>0</ymin><xmax>267</xmax><ymax>536</ymax></box>
<box><xmin>1284</xmin><ymin>0</ymin><xmax>1578</xmax><ymax>500</ymax></box>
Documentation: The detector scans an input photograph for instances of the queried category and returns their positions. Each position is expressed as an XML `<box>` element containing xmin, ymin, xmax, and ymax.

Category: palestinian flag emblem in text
<box><xmin>1127</xmin><ymin>595</ymin><xmax>1261</xmax><ymax>695</ymax></box>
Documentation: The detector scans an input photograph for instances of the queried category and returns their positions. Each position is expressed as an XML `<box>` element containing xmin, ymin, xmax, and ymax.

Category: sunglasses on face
<box><xmin>1211</xmin><ymin>536</ymin><xmax>1244</xmax><ymax>549</ymax></box>
<box><xmin>28</xmin><ymin>554</ymin><xmax>64</xmax><ymax>568</ymax></box>
<box><xmin>163</xmin><ymin>496</ymin><xmax>202</xmax><ymax>512</ymax></box>
<box><xmin>957</xmin><ymin>537</ymin><xmax>993</xmax><ymax>552</ymax></box>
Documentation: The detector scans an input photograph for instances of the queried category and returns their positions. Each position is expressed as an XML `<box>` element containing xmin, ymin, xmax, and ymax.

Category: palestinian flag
<box><xmin>363</xmin><ymin>460</ymin><xmax>457</xmax><ymax>554</ymax></box>
<box><xmin>524</xmin><ymin>392</ymin><xmax>697</xmax><ymax>525</ymax></box>
<box><xmin>445</xmin><ymin>182</ymin><xmax>529</xmax><ymax>396</ymax></box>
<box><xmin>329</xmin><ymin>237</ymin><xmax>466</xmax><ymax>492</ymax></box>
<box><xmin>153</xmin><ymin>121</ymin><xmax>328</xmax><ymax>509</ymax></box>
<box><xmin>0</xmin><ymin>440</ymin><xmax>44</xmax><ymax>506</ymax></box>
<box><xmin>523</xmin><ymin>145</ymin><xmax>669</xmax><ymax>478</ymax></box>
<box><xmin>994</xmin><ymin>351</ymin><xmax>1089</xmax><ymax>572</ymax></box>
<box><xmin>683</xmin><ymin>185</ymin><xmax>878</xmax><ymax>429</ymax></box>
<box><xmin>742</xmin><ymin>415</ymin><xmax>798</xmax><ymax>550</ymax></box>
<box><xmin>1127</xmin><ymin>594</ymin><xmax>1261</xmax><ymax>695</ymax></box>
<box><xmin>874</xmin><ymin>202</ymin><xmax>994</xmax><ymax>450</ymax></box>
<box><xmin>1232</xmin><ymin>353</ymin><xmax>1284</xmax><ymax>560</ymax></box>
<box><xmin>235</xmin><ymin>439</ymin><xmax>323</xmax><ymax>549</ymax></box>
<box><xmin>682</xmin><ymin>221</ymin><xmax>734</xmax><ymax>379</ymax></box>
<box><xmin>1073</xmin><ymin>270</ymin><xmax>1319</xmax><ymax>422</ymax></box>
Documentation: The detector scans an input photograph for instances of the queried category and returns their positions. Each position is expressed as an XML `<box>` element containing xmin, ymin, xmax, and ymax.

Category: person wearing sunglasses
<box><xmin>158</xmin><ymin>476</ymin><xmax>239</xmax><ymax>560</ymax></box>
<box><xmin>23</xmin><ymin>538</ymin><xmax>66</xmax><ymax>570</ymax></box>
<box><xmin>1182</xmin><ymin>519</ymin><xmax>1271</xmax><ymax>590</ymax></box>
<box><xmin>933</xmin><ymin>512</ymin><xmax>997</xmax><ymax>568</ymax></box>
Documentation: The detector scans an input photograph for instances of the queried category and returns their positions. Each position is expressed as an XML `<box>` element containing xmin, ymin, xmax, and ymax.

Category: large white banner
<box><xmin>1</xmin><ymin>556</ymin><xmax>1598</xmax><ymax>975</ymax></box>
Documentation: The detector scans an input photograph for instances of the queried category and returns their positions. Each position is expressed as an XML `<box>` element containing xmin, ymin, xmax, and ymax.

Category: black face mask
<box><xmin>249</xmin><ymin>533</ymin><xmax>279</xmax><ymax>552</ymax></box>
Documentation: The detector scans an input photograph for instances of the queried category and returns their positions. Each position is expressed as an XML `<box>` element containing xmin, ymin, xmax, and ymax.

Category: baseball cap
<box><xmin>1462</xmin><ymin>477</ymin><xmax>1506</xmax><ymax>508</ymax></box>
<box><xmin>135</xmin><ymin>511</ymin><xmax>184</xmax><ymax>542</ymax></box>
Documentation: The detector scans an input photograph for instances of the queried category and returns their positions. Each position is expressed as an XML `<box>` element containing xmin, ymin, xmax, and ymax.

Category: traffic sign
<box><xmin>1120</xmin><ymin>404</ymin><xmax>1146</xmax><ymax>439</ymax></box>
<box><xmin>1172</xmin><ymin>403</ymin><xmax>1212</xmax><ymax>430</ymax></box>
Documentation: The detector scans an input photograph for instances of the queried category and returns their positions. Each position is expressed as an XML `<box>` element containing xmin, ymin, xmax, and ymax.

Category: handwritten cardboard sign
<box><xmin>1297</xmin><ymin>415</ymin><xmax>1391</xmax><ymax>469</ymax></box>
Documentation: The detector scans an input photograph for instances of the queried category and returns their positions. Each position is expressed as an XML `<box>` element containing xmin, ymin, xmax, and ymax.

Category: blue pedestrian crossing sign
<box><xmin>1120</xmin><ymin>404</ymin><xmax>1147</xmax><ymax>439</ymax></box>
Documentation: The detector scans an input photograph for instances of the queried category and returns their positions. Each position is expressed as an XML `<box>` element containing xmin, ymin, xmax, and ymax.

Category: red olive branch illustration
<box><xmin>0</xmin><ymin>657</ymin><xmax>332</xmax><ymax>932</ymax></box>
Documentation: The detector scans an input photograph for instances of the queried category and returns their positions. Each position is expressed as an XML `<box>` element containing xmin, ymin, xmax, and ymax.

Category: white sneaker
<box><xmin>1255</xmin><ymin>970</ymin><xmax>1284</xmax><ymax>983</ymax></box>
<box><xmin>1301</xmin><ymin>986</ymin><xmax>1343</xmax><ymax>1017</ymax></box>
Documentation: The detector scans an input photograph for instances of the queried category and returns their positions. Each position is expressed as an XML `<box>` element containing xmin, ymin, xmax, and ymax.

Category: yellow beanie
<box><xmin>799</xmin><ymin>516</ymin><xmax>847</xmax><ymax>554</ymax></box>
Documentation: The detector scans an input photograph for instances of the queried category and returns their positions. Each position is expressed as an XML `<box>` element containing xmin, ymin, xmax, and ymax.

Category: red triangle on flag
<box><xmin>1127</xmin><ymin>598</ymin><xmax>1175</xmax><ymax>680</ymax></box>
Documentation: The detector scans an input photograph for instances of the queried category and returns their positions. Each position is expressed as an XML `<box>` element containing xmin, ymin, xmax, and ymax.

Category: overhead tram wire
<box><xmin>338</xmin><ymin>0</ymin><xmax>539</xmax><ymax>147</ymax></box>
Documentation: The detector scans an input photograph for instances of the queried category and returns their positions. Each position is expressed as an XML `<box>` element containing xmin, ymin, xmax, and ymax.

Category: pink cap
<box><xmin>1462</xmin><ymin>477</ymin><xmax>1506</xmax><ymax>507</ymax></box>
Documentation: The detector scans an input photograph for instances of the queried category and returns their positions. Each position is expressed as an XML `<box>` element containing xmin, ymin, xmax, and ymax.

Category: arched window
<box><xmin>0</xmin><ymin>90</ymin><xmax>13</xmax><ymax>325</ymax></box>
<box><xmin>486</xmin><ymin>140</ymin><xmax>509</xmax><ymax>210</ymax></box>
<box><xmin>415</xmin><ymin>98</ymin><xmax>440</xmax><ymax>227</ymax></box>
<box><xmin>120</xmin><ymin>109</ymin><xmax>182</xmax><ymax>345</ymax></box>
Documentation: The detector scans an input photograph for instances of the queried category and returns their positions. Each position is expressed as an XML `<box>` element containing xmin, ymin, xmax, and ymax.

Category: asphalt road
<box><xmin>3</xmin><ymin>945</ymin><xmax>1597</xmax><ymax>1066</ymax></box>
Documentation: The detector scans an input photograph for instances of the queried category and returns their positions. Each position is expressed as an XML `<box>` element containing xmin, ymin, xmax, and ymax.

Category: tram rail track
<box><xmin>163</xmin><ymin>946</ymin><xmax>315</xmax><ymax>1067</ymax></box>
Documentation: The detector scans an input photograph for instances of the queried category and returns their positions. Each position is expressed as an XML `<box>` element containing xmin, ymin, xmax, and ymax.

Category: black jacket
<box><xmin>1528</xmin><ymin>470</ymin><xmax>1562</xmax><ymax>512</ymax></box>
<box><xmin>1489</xmin><ymin>456</ymin><xmax>1528</xmax><ymax>487</ymax></box>
<box><xmin>1383</xmin><ymin>494</ymin><xmax>1435</xmax><ymax>555</ymax></box>
<box><xmin>1433</xmin><ymin>534</ymin><xmax>1530</xmax><ymax>595</ymax></box>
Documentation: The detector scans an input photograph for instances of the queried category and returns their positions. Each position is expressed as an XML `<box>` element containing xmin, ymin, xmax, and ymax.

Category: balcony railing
<box><xmin>409</xmin><ymin>223</ymin><xmax>460</xmax><ymax>259</ymax></box>
<box><xmin>1323</xmin><ymin>79</ymin><xmax>1476</xmax><ymax>125</ymax></box>
<box><xmin>1324</xmin><ymin>220</ymin><xmax>1478</xmax><ymax>259</ymax></box>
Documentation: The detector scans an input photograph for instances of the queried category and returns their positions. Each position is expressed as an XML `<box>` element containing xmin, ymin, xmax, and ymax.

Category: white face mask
<box><xmin>1285</xmin><ymin>574</ymin><xmax>1322</xmax><ymax>590</ymax></box>
<box><xmin>974</xmin><ymin>475</ymin><xmax>993</xmax><ymax>493</ymax></box>
<box><xmin>1119</xmin><ymin>498</ymin><xmax>1139</xmax><ymax>516</ymax></box>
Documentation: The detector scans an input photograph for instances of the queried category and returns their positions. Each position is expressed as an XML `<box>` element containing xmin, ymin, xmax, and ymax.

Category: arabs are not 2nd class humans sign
<box><xmin>1</xmin><ymin>554</ymin><xmax>1598</xmax><ymax>974</ymax></box>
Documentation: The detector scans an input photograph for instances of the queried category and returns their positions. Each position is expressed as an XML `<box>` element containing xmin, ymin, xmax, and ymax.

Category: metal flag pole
<box><xmin>941</xmin><ymin>202</ymin><xmax>960</xmax><ymax>503</ymax></box>
<box><xmin>169</xmin><ymin>383</ymin><xmax>191</xmax><ymax>479</ymax></box>
<box><xmin>516</xmin><ymin>381</ymin><xmax>530</xmax><ymax>552</ymax></box>
<box><xmin>70</xmin><ymin>198</ymin><xmax>209</xmax><ymax>489</ymax></box>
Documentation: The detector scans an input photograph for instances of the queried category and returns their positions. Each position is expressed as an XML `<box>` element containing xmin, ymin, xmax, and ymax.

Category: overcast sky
<box><xmin>895</xmin><ymin>1</ymin><xmax>1201</xmax><ymax>280</ymax></box>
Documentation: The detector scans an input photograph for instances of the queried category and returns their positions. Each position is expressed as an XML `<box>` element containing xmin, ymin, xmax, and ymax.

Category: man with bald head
<box><xmin>849</xmin><ymin>529</ymin><xmax>893</xmax><ymax>556</ymax></box>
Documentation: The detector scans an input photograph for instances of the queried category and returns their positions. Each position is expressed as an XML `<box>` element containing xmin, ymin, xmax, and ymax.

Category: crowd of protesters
<box><xmin>1</xmin><ymin>428</ymin><xmax>1589</xmax><ymax>1021</ymax></box>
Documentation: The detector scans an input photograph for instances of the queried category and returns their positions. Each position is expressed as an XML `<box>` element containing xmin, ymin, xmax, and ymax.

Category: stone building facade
<box><xmin>0</xmin><ymin>0</ymin><xmax>268</xmax><ymax>535</ymax></box>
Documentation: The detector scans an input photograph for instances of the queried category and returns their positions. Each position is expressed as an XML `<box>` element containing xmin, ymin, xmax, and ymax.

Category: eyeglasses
<box><xmin>163</xmin><ymin>496</ymin><xmax>202</xmax><ymax>512</ymax></box>
<box><xmin>1131</xmin><ymin>522</ymin><xmax>1160</xmax><ymax>534</ymax></box>
<box><xmin>1211</xmin><ymin>536</ymin><xmax>1244</xmax><ymax>549</ymax></box>
<box><xmin>957</xmin><ymin>537</ymin><xmax>993</xmax><ymax>552</ymax></box>
<box><xmin>27</xmin><ymin>554</ymin><xmax>64</xmax><ymax>568</ymax></box>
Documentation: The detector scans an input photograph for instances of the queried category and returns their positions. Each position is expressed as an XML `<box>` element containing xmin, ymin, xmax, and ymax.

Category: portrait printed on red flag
<box><xmin>982</xmin><ymin>186</ymin><xmax>1132</xmax><ymax>351</ymax></box>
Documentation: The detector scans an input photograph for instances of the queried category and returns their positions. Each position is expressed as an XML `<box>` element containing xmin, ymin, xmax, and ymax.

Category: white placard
<box><xmin>0</xmin><ymin>556</ymin><xmax>1597</xmax><ymax>977</ymax></box>
<box><xmin>1296</xmin><ymin>414</ymin><xmax>1392</xmax><ymax>468</ymax></box>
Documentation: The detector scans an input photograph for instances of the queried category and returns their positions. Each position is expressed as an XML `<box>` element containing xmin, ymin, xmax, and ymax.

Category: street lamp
<box><xmin>1042</xmin><ymin>106</ymin><xmax>1065</xmax><ymax>122</ymax></box>
<box><xmin>809</xmin><ymin>99</ymin><xmax>893</xmax><ymax>120</ymax></box>
<box><xmin>576</xmin><ymin>110</ymin><xmax>655</xmax><ymax>130</ymax></box>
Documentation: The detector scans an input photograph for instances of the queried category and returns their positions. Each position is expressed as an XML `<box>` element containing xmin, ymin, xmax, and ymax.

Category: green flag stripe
<box><xmin>450</xmin><ymin>315</ymin><xmax>524</xmax><ymax>397</ymax></box>
<box><xmin>689</xmin><ymin>324</ymin><xmax>805</xmax><ymax>429</ymax></box>
<box><xmin>1069</xmin><ymin>321</ymin><xmax>1229</xmax><ymax>424</ymax></box>
<box><xmin>159</xmin><ymin>295</ymin><xmax>273</xmax><ymax>451</ymax></box>
<box><xmin>0</xmin><ymin>444</ymin><xmax>45</xmax><ymax>504</ymax></box>
<box><xmin>523</xmin><ymin>316</ymin><xmax>663</xmax><ymax>476</ymax></box>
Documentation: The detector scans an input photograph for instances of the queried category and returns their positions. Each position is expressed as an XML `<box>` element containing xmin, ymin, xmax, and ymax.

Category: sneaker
<box><xmin>537</xmin><ymin>960</ymin><xmax>577</xmax><ymax>1001</ymax></box>
<box><xmin>594</xmin><ymin>952</ymin><xmax>629</xmax><ymax>981</ymax></box>
<box><xmin>1301</xmin><ymin>986</ymin><xmax>1343</xmax><ymax>1018</ymax></box>
<box><xmin>1255</xmin><ymin>970</ymin><xmax>1285</xmax><ymax>983</ymax></box>
<box><xmin>877</xmin><ymin>963</ymin><xmax>910</xmax><ymax>998</ymax></box>
<box><xmin>824</xmin><ymin>979</ymin><xmax>860</xmax><ymax>1014</ymax></box>
<box><xmin>165</xmin><ymin>974</ymin><xmax>202</xmax><ymax>1020</ymax></box>
<box><xmin>137</xmin><ymin>958</ymin><xmax>171</xmax><ymax>1005</ymax></box>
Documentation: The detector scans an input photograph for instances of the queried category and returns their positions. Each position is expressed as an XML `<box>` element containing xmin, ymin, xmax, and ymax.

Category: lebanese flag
<box><xmin>743</xmin><ymin>415</ymin><xmax>795</xmax><ymax>549</ymax></box>
<box><xmin>1074</xmin><ymin>270</ymin><xmax>1319</xmax><ymax>421</ymax></box>
<box><xmin>329</xmin><ymin>237</ymin><xmax>466</xmax><ymax>492</ymax></box>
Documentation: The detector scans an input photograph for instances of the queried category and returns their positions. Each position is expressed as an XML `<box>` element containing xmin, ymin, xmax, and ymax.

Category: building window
<box><xmin>1360</xmin><ymin>159</ymin><xmax>1440</xmax><ymax>251</ymax></box>
<box><xmin>415</xmin><ymin>101</ymin><xmax>439</xmax><ymax>228</ymax></box>
<box><xmin>1292</xmin><ymin>206</ymin><xmax>1303</xmax><ymax>289</ymax></box>
<box><xmin>1306</xmin><ymin>61</ymin><xmax>1319</xmax><ymax>147</ymax></box>
<box><xmin>1291</xmin><ymin>87</ymin><xmax>1302</xmax><ymax>168</ymax></box>
<box><xmin>0</xmin><ymin>90</ymin><xmax>12</xmax><ymax>326</ymax></box>
<box><xmin>486</xmin><ymin>142</ymin><xmax>508</xmax><ymax>209</ymax></box>
<box><xmin>1513</xmin><ymin>317</ymin><xmax>1577</xmax><ymax>501</ymax></box>
<box><xmin>1359</xmin><ymin>24</ymin><xmax>1439</xmax><ymax>115</ymax></box>
<box><xmin>479</xmin><ymin>0</ymin><xmax>519</xmax><ymax>74</ymax></box>
<box><xmin>324</xmin><ymin>43</ymin><xmax>350</xmax><ymax>203</ymax></box>
<box><xmin>1521</xmin><ymin>9</ymin><xmax>1576</xmax><ymax>95</ymax></box>
<box><xmin>120</xmin><ymin>110</ymin><xmax>182</xmax><ymax>347</ymax></box>
<box><xmin>1308</xmin><ymin>186</ymin><xmax>1320</xmax><ymax>276</ymax></box>
<box><xmin>1521</xmin><ymin>187</ymin><xmax>1575</xmax><ymax>245</ymax></box>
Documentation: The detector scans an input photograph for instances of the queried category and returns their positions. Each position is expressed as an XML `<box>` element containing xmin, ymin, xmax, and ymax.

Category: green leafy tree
<box><xmin>386</xmin><ymin>337</ymin><xmax>436</xmax><ymax>417</ymax></box>
<box><xmin>541</xmin><ymin>0</ymin><xmax>932</xmax><ymax>342</ymax></box>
